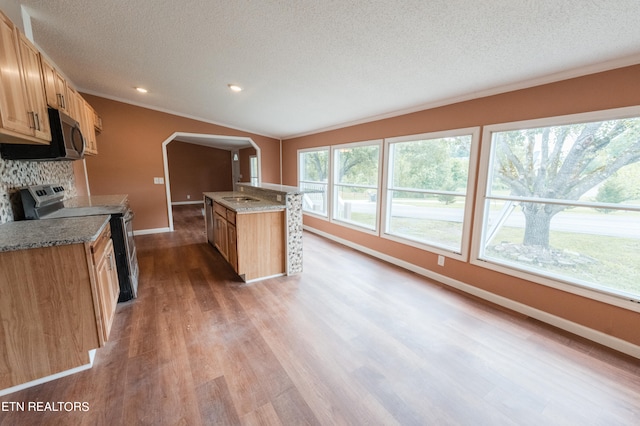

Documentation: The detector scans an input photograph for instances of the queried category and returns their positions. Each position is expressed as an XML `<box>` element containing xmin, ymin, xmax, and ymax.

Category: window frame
<box><xmin>249</xmin><ymin>155</ymin><xmax>259</xmax><ymax>186</ymax></box>
<box><xmin>471</xmin><ymin>105</ymin><xmax>640</xmax><ymax>312</ymax></box>
<box><xmin>298</xmin><ymin>146</ymin><xmax>331</xmax><ymax>219</ymax></box>
<box><xmin>381</xmin><ymin>127</ymin><xmax>480</xmax><ymax>261</ymax></box>
<box><xmin>330</xmin><ymin>139</ymin><xmax>383</xmax><ymax>235</ymax></box>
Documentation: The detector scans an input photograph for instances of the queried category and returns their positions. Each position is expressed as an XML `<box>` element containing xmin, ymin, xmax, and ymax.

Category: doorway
<box><xmin>161</xmin><ymin>133</ymin><xmax>261</xmax><ymax>231</ymax></box>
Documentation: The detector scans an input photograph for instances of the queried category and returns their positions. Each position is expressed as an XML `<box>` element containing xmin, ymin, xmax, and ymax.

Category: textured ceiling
<box><xmin>19</xmin><ymin>0</ymin><xmax>640</xmax><ymax>139</ymax></box>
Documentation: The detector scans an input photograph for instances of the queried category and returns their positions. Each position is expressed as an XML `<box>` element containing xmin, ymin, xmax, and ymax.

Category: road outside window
<box><xmin>333</xmin><ymin>142</ymin><xmax>382</xmax><ymax>231</ymax></box>
<box><xmin>299</xmin><ymin>149</ymin><xmax>329</xmax><ymax>217</ymax></box>
<box><xmin>384</xmin><ymin>129</ymin><xmax>478</xmax><ymax>256</ymax></box>
<box><xmin>476</xmin><ymin>110</ymin><xmax>640</xmax><ymax>300</ymax></box>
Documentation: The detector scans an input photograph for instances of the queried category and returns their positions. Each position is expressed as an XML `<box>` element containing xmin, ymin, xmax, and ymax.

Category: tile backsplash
<box><xmin>0</xmin><ymin>157</ymin><xmax>77</xmax><ymax>224</ymax></box>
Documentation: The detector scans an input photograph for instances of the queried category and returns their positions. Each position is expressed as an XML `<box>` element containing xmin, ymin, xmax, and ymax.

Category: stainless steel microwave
<box><xmin>0</xmin><ymin>108</ymin><xmax>85</xmax><ymax>161</ymax></box>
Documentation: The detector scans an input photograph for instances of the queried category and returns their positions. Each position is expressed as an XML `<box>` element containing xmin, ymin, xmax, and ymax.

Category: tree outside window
<box><xmin>333</xmin><ymin>142</ymin><xmax>381</xmax><ymax>230</ymax></box>
<box><xmin>478</xmin><ymin>112</ymin><xmax>640</xmax><ymax>299</ymax></box>
<box><xmin>385</xmin><ymin>131</ymin><xmax>476</xmax><ymax>255</ymax></box>
<box><xmin>299</xmin><ymin>149</ymin><xmax>329</xmax><ymax>216</ymax></box>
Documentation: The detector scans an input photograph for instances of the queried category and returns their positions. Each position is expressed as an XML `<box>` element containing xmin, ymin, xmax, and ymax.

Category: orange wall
<box><xmin>83</xmin><ymin>95</ymin><xmax>280</xmax><ymax>231</ymax></box>
<box><xmin>167</xmin><ymin>141</ymin><xmax>233</xmax><ymax>202</ymax></box>
<box><xmin>282</xmin><ymin>64</ymin><xmax>640</xmax><ymax>347</ymax></box>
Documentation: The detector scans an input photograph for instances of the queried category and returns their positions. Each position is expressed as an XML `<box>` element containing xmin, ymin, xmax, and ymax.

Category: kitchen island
<box><xmin>204</xmin><ymin>183</ymin><xmax>303</xmax><ymax>282</ymax></box>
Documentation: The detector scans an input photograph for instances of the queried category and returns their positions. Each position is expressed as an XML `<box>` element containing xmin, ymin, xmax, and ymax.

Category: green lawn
<box><xmin>486</xmin><ymin>227</ymin><xmax>640</xmax><ymax>296</ymax></box>
<box><xmin>346</xmin><ymin>210</ymin><xmax>639</xmax><ymax>297</ymax></box>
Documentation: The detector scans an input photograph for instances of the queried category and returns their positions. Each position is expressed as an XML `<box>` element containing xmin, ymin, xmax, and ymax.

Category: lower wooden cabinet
<box><xmin>0</xmin><ymin>223</ymin><xmax>119</xmax><ymax>390</ymax></box>
<box><xmin>214</xmin><ymin>210</ymin><xmax>228</xmax><ymax>259</ymax></box>
<box><xmin>89</xmin><ymin>224</ymin><xmax>120</xmax><ymax>345</ymax></box>
<box><xmin>212</xmin><ymin>201</ymin><xmax>285</xmax><ymax>281</ymax></box>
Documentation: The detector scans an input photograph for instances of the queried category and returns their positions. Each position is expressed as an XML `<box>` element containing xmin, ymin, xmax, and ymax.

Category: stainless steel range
<box><xmin>18</xmin><ymin>184</ymin><xmax>139</xmax><ymax>302</ymax></box>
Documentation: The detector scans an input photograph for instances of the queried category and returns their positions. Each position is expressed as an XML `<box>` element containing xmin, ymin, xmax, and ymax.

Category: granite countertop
<box><xmin>203</xmin><ymin>191</ymin><xmax>286</xmax><ymax>212</ymax></box>
<box><xmin>44</xmin><ymin>195</ymin><xmax>129</xmax><ymax>218</ymax></box>
<box><xmin>63</xmin><ymin>194</ymin><xmax>128</xmax><ymax>209</ymax></box>
<box><xmin>0</xmin><ymin>215</ymin><xmax>110</xmax><ymax>253</ymax></box>
<box><xmin>236</xmin><ymin>182</ymin><xmax>302</xmax><ymax>195</ymax></box>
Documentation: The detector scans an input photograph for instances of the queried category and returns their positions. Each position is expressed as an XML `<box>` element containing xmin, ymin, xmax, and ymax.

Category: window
<box><xmin>249</xmin><ymin>155</ymin><xmax>258</xmax><ymax>185</ymax></box>
<box><xmin>332</xmin><ymin>141</ymin><xmax>382</xmax><ymax>231</ymax></box>
<box><xmin>473</xmin><ymin>107</ymin><xmax>640</xmax><ymax>302</ymax></box>
<box><xmin>384</xmin><ymin>128</ymin><xmax>479</xmax><ymax>257</ymax></box>
<box><xmin>299</xmin><ymin>148</ymin><xmax>329</xmax><ymax>216</ymax></box>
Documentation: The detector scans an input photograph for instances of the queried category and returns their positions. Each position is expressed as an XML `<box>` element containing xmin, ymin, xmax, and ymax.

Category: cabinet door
<box><xmin>214</xmin><ymin>212</ymin><xmax>228</xmax><ymax>260</ymax></box>
<box><xmin>41</xmin><ymin>57</ymin><xmax>59</xmax><ymax>108</ymax></box>
<box><xmin>0</xmin><ymin>13</ymin><xmax>33</xmax><ymax>137</ymax></box>
<box><xmin>227</xmin><ymin>223</ymin><xmax>238</xmax><ymax>272</ymax></box>
<box><xmin>41</xmin><ymin>58</ymin><xmax>69</xmax><ymax>113</ymax></box>
<box><xmin>95</xmin><ymin>238</ymin><xmax>119</xmax><ymax>345</ymax></box>
<box><xmin>66</xmin><ymin>86</ymin><xmax>82</xmax><ymax>123</ymax></box>
<box><xmin>17</xmin><ymin>33</ymin><xmax>51</xmax><ymax>142</ymax></box>
<box><xmin>81</xmin><ymin>98</ymin><xmax>97</xmax><ymax>155</ymax></box>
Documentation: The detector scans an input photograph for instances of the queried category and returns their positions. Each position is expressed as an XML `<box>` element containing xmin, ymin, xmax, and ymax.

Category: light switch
<box><xmin>153</xmin><ymin>177</ymin><xmax>164</xmax><ymax>184</ymax></box>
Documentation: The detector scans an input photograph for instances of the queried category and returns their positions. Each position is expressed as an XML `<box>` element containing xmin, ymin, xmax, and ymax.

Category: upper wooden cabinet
<box><xmin>93</xmin><ymin>108</ymin><xmax>103</xmax><ymax>133</ymax></box>
<box><xmin>81</xmin><ymin>97</ymin><xmax>98</xmax><ymax>155</ymax></box>
<box><xmin>0</xmin><ymin>11</ymin><xmax>51</xmax><ymax>145</ymax></box>
<box><xmin>41</xmin><ymin>57</ymin><xmax>71</xmax><ymax>115</ymax></box>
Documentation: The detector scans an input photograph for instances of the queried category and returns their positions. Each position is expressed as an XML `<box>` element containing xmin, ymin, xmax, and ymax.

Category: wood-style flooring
<box><xmin>1</xmin><ymin>204</ymin><xmax>639</xmax><ymax>425</ymax></box>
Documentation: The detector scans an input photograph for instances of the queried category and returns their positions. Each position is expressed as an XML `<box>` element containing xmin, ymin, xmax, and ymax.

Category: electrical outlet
<box><xmin>186</xmin><ymin>194</ymin><xmax>190</xmax><ymax>199</ymax></box>
<box><xmin>153</xmin><ymin>177</ymin><xmax>164</xmax><ymax>184</ymax></box>
<box><xmin>239</xmin><ymin>187</ymin><xmax>244</xmax><ymax>192</ymax></box>
<box><xmin>277</xmin><ymin>195</ymin><xmax>282</xmax><ymax>202</ymax></box>
<box><xmin>437</xmin><ymin>255</ymin><xmax>445</xmax><ymax>266</ymax></box>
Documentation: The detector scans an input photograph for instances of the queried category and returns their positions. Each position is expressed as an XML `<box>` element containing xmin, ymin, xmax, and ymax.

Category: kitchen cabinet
<box><xmin>212</xmin><ymin>200</ymin><xmax>285</xmax><ymax>281</ymax></box>
<box><xmin>41</xmin><ymin>57</ymin><xmax>71</xmax><ymax>114</ymax></box>
<box><xmin>0</xmin><ymin>221</ymin><xmax>119</xmax><ymax>390</ymax></box>
<box><xmin>0</xmin><ymin>11</ymin><xmax>51</xmax><ymax>145</ymax></box>
<box><xmin>89</xmin><ymin>222</ymin><xmax>120</xmax><ymax>343</ymax></box>
<box><xmin>66</xmin><ymin>86</ymin><xmax>82</xmax><ymax>124</ymax></box>
<box><xmin>81</xmin><ymin>97</ymin><xmax>98</xmax><ymax>155</ymax></box>
<box><xmin>214</xmin><ymin>203</ymin><xmax>229</xmax><ymax>260</ymax></box>
<box><xmin>93</xmin><ymin>107</ymin><xmax>103</xmax><ymax>133</ymax></box>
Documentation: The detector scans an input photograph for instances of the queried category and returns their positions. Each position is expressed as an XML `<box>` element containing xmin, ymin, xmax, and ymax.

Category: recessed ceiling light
<box><xmin>228</xmin><ymin>84</ymin><xmax>243</xmax><ymax>92</ymax></box>
<box><xmin>135</xmin><ymin>87</ymin><xmax>148</xmax><ymax>93</ymax></box>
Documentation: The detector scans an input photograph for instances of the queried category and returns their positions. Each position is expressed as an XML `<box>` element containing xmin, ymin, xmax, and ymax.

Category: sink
<box><xmin>222</xmin><ymin>196</ymin><xmax>260</xmax><ymax>202</ymax></box>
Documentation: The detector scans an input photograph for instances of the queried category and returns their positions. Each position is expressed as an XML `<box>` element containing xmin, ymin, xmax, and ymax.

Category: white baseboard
<box><xmin>133</xmin><ymin>227</ymin><xmax>172</xmax><ymax>236</ymax></box>
<box><xmin>171</xmin><ymin>200</ymin><xmax>203</xmax><ymax>205</ymax></box>
<box><xmin>304</xmin><ymin>225</ymin><xmax>640</xmax><ymax>360</ymax></box>
<box><xmin>0</xmin><ymin>350</ymin><xmax>96</xmax><ymax>397</ymax></box>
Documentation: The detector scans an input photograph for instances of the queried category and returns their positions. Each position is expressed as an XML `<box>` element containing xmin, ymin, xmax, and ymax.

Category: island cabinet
<box><xmin>212</xmin><ymin>201</ymin><xmax>285</xmax><ymax>282</ymax></box>
<box><xmin>0</xmin><ymin>222</ymin><xmax>119</xmax><ymax>391</ymax></box>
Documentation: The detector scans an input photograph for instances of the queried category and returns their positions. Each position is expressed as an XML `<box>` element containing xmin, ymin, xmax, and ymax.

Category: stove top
<box><xmin>19</xmin><ymin>184</ymin><xmax>128</xmax><ymax>220</ymax></box>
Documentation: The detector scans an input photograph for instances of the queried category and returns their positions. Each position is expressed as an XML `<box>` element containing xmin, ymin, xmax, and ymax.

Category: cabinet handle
<box><xmin>34</xmin><ymin>113</ymin><xmax>40</xmax><ymax>131</ymax></box>
<box><xmin>28</xmin><ymin>111</ymin><xmax>36</xmax><ymax>129</ymax></box>
<box><xmin>57</xmin><ymin>93</ymin><xmax>66</xmax><ymax>109</ymax></box>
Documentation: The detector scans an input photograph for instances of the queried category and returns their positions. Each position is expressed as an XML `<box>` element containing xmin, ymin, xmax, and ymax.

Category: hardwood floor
<box><xmin>1</xmin><ymin>203</ymin><xmax>639</xmax><ymax>425</ymax></box>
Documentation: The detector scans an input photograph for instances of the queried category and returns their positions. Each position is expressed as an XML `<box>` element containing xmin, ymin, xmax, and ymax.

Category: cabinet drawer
<box><xmin>91</xmin><ymin>224</ymin><xmax>112</xmax><ymax>262</ymax></box>
<box><xmin>214</xmin><ymin>202</ymin><xmax>227</xmax><ymax>217</ymax></box>
<box><xmin>226</xmin><ymin>210</ymin><xmax>236</xmax><ymax>225</ymax></box>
